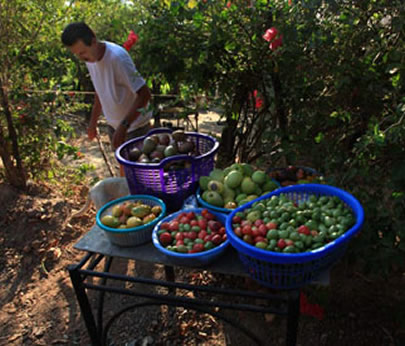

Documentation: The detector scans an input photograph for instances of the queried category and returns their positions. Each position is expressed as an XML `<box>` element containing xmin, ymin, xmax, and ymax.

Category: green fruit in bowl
<box><xmin>199</xmin><ymin>176</ymin><xmax>211</xmax><ymax>190</ymax></box>
<box><xmin>241</xmin><ymin>163</ymin><xmax>254</xmax><ymax>177</ymax></box>
<box><xmin>209</xmin><ymin>168</ymin><xmax>225</xmax><ymax>182</ymax></box>
<box><xmin>204</xmin><ymin>191</ymin><xmax>224</xmax><ymax>207</ymax></box>
<box><xmin>101</xmin><ymin>215</ymin><xmax>120</xmax><ymax>228</ymax></box>
<box><xmin>241</xmin><ymin>177</ymin><xmax>256</xmax><ymax>195</ymax></box>
<box><xmin>127</xmin><ymin>216</ymin><xmax>143</xmax><ymax>228</ymax></box>
<box><xmin>252</xmin><ymin>170</ymin><xmax>267</xmax><ymax>185</ymax></box>
<box><xmin>207</xmin><ymin>180</ymin><xmax>224</xmax><ymax>194</ymax></box>
<box><xmin>225</xmin><ymin>170</ymin><xmax>243</xmax><ymax>189</ymax></box>
<box><xmin>230</xmin><ymin>163</ymin><xmax>244</xmax><ymax>174</ymax></box>
<box><xmin>112</xmin><ymin>205</ymin><xmax>123</xmax><ymax>217</ymax></box>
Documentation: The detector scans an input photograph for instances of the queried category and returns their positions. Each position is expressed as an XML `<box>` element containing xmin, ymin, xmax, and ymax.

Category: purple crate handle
<box><xmin>144</xmin><ymin>127</ymin><xmax>174</xmax><ymax>136</ymax></box>
<box><xmin>158</xmin><ymin>155</ymin><xmax>196</xmax><ymax>194</ymax></box>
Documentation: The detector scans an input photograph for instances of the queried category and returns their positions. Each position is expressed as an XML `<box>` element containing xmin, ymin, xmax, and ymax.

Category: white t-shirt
<box><xmin>86</xmin><ymin>41</ymin><xmax>152</xmax><ymax>131</ymax></box>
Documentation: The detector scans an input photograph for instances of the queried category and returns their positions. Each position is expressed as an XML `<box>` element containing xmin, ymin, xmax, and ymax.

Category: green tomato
<box><xmin>267</xmin><ymin>229</ymin><xmax>279</xmax><ymax>240</ymax></box>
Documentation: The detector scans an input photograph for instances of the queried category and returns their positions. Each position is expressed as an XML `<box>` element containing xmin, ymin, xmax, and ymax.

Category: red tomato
<box><xmin>218</xmin><ymin>226</ymin><xmax>226</xmax><ymax>235</ymax></box>
<box><xmin>251</xmin><ymin>228</ymin><xmax>260</xmax><ymax>238</ymax></box>
<box><xmin>198</xmin><ymin>219</ymin><xmax>207</xmax><ymax>230</ymax></box>
<box><xmin>204</xmin><ymin>211</ymin><xmax>215</xmax><ymax>221</ymax></box>
<box><xmin>310</xmin><ymin>230</ymin><xmax>319</xmax><ymax>237</ymax></box>
<box><xmin>176</xmin><ymin>239</ymin><xmax>184</xmax><ymax>246</ymax></box>
<box><xmin>286</xmin><ymin>239</ymin><xmax>294</xmax><ymax>247</ymax></box>
<box><xmin>222</xmin><ymin>234</ymin><xmax>227</xmax><ymax>241</ymax></box>
<box><xmin>266</xmin><ymin>222</ymin><xmax>278</xmax><ymax>230</ymax></box>
<box><xmin>192</xmin><ymin>243</ymin><xmax>204</xmax><ymax>252</ymax></box>
<box><xmin>254</xmin><ymin>236</ymin><xmax>267</xmax><ymax>244</ymax></box>
<box><xmin>234</xmin><ymin>227</ymin><xmax>242</xmax><ymax>237</ymax></box>
<box><xmin>208</xmin><ymin>220</ymin><xmax>221</xmax><ymax>232</ymax></box>
<box><xmin>298</xmin><ymin>225</ymin><xmax>310</xmax><ymax>235</ymax></box>
<box><xmin>198</xmin><ymin>230</ymin><xmax>207</xmax><ymax>239</ymax></box>
<box><xmin>188</xmin><ymin>232</ymin><xmax>197</xmax><ymax>240</ymax></box>
<box><xmin>241</xmin><ymin>220</ymin><xmax>252</xmax><ymax>227</ymax></box>
<box><xmin>277</xmin><ymin>239</ymin><xmax>286</xmax><ymax>249</ymax></box>
<box><xmin>254</xmin><ymin>219</ymin><xmax>264</xmax><ymax>227</ymax></box>
<box><xmin>175</xmin><ymin>233</ymin><xmax>184</xmax><ymax>241</ymax></box>
<box><xmin>242</xmin><ymin>225</ymin><xmax>252</xmax><ymax>235</ymax></box>
<box><xmin>212</xmin><ymin>234</ymin><xmax>222</xmax><ymax>245</ymax></box>
<box><xmin>243</xmin><ymin>234</ymin><xmax>253</xmax><ymax>244</ymax></box>
<box><xmin>232</xmin><ymin>215</ymin><xmax>242</xmax><ymax>224</ymax></box>
<box><xmin>159</xmin><ymin>232</ymin><xmax>172</xmax><ymax>246</ymax></box>
<box><xmin>204</xmin><ymin>234</ymin><xmax>213</xmax><ymax>242</ymax></box>
<box><xmin>169</xmin><ymin>221</ymin><xmax>179</xmax><ymax>231</ymax></box>
<box><xmin>179</xmin><ymin>216</ymin><xmax>189</xmax><ymax>224</ymax></box>
<box><xmin>160</xmin><ymin>222</ymin><xmax>170</xmax><ymax>230</ymax></box>
<box><xmin>187</xmin><ymin>211</ymin><xmax>196</xmax><ymax>220</ymax></box>
<box><xmin>190</xmin><ymin>219</ymin><xmax>198</xmax><ymax>227</ymax></box>
<box><xmin>178</xmin><ymin>212</ymin><xmax>188</xmax><ymax>220</ymax></box>
<box><xmin>258</xmin><ymin>224</ymin><xmax>267</xmax><ymax>236</ymax></box>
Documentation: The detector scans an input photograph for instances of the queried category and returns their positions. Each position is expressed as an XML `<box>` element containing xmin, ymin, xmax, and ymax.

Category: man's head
<box><xmin>61</xmin><ymin>22</ymin><xmax>100</xmax><ymax>62</ymax></box>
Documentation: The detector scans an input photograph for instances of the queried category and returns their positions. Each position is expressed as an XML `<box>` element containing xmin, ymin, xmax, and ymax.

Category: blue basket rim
<box><xmin>152</xmin><ymin>208</ymin><xmax>229</xmax><ymax>259</ymax></box>
<box><xmin>225</xmin><ymin>183</ymin><xmax>364</xmax><ymax>264</ymax></box>
<box><xmin>196</xmin><ymin>179</ymin><xmax>281</xmax><ymax>214</ymax></box>
<box><xmin>115</xmin><ymin>129</ymin><xmax>219</xmax><ymax>167</ymax></box>
<box><xmin>96</xmin><ymin>195</ymin><xmax>167</xmax><ymax>233</ymax></box>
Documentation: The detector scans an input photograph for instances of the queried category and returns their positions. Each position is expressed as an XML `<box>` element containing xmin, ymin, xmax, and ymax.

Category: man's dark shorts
<box><xmin>107</xmin><ymin>122</ymin><xmax>151</xmax><ymax>150</ymax></box>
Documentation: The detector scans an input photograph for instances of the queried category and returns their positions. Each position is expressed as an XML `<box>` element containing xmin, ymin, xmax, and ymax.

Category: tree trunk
<box><xmin>0</xmin><ymin>76</ymin><xmax>27</xmax><ymax>189</ymax></box>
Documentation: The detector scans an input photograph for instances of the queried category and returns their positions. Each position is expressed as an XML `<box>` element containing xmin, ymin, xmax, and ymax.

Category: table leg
<box><xmin>97</xmin><ymin>256</ymin><xmax>114</xmax><ymax>338</ymax></box>
<box><xmin>68</xmin><ymin>264</ymin><xmax>101</xmax><ymax>346</ymax></box>
<box><xmin>286</xmin><ymin>290</ymin><xmax>300</xmax><ymax>346</ymax></box>
<box><xmin>164</xmin><ymin>265</ymin><xmax>176</xmax><ymax>294</ymax></box>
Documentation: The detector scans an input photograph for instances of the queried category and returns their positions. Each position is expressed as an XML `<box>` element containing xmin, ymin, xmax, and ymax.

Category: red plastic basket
<box><xmin>115</xmin><ymin>128</ymin><xmax>219</xmax><ymax>212</ymax></box>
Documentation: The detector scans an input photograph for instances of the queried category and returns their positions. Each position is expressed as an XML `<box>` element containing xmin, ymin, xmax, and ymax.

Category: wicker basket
<box><xmin>115</xmin><ymin>128</ymin><xmax>219</xmax><ymax>212</ymax></box>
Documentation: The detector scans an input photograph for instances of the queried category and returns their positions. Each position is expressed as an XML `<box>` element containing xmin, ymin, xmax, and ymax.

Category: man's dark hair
<box><xmin>61</xmin><ymin>22</ymin><xmax>95</xmax><ymax>46</ymax></box>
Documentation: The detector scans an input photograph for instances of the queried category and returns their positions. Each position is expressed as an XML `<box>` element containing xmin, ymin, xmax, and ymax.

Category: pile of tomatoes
<box><xmin>157</xmin><ymin>209</ymin><xmax>227</xmax><ymax>254</ymax></box>
<box><xmin>231</xmin><ymin>193</ymin><xmax>356</xmax><ymax>253</ymax></box>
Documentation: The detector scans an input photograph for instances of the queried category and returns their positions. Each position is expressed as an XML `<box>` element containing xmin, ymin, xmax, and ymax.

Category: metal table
<box><xmin>68</xmin><ymin>225</ymin><xmax>301</xmax><ymax>346</ymax></box>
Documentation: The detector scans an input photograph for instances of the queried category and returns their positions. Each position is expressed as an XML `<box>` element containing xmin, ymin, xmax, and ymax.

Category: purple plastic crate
<box><xmin>115</xmin><ymin>128</ymin><xmax>219</xmax><ymax>212</ymax></box>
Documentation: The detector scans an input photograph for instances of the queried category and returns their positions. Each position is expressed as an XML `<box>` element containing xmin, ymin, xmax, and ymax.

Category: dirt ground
<box><xmin>1</xmin><ymin>112</ymin><xmax>405</xmax><ymax>346</ymax></box>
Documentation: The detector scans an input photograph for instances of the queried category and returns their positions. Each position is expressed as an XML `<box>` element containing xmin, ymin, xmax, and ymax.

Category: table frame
<box><xmin>68</xmin><ymin>251</ymin><xmax>300</xmax><ymax>346</ymax></box>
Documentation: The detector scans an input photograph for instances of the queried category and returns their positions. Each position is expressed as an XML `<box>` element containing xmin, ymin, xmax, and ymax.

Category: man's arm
<box><xmin>88</xmin><ymin>92</ymin><xmax>102</xmax><ymax>140</ymax></box>
<box><xmin>112</xmin><ymin>84</ymin><xmax>152</xmax><ymax>149</ymax></box>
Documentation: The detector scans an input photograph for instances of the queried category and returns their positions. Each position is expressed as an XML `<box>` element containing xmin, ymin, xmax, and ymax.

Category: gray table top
<box><xmin>74</xmin><ymin>225</ymin><xmax>329</xmax><ymax>285</ymax></box>
<box><xmin>74</xmin><ymin>225</ymin><xmax>249</xmax><ymax>276</ymax></box>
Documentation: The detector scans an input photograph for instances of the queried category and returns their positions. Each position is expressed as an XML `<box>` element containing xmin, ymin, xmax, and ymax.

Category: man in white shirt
<box><xmin>61</xmin><ymin>22</ymin><xmax>152</xmax><ymax>150</ymax></box>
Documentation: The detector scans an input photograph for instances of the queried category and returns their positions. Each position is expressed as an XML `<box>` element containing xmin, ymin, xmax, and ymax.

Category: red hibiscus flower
<box><xmin>300</xmin><ymin>292</ymin><xmax>324</xmax><ymax>320</ymax></box>
<box><xmin>269</xmin><ymin>35</ymin><xmax>283</xmax><ymax>51</ymax></box>
<box><xmin>250</xmin><ymin>90</ymin><xmax>264</xmax><ymax>110</ymax></box>
<box><xmin>263</xmin><ymin>27</ymin><xmax>278</xmax><ymax>42</ymax></box>
<box><xmin>123</xmin><ymin>30</ymin><xmax>139</xmax><ymax>51</ymax></box>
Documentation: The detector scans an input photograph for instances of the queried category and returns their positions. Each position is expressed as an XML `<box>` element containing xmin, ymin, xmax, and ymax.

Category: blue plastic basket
<box><xmin>225</xmin><ymin>184</ymin><xmax>364</xmax><ymax>289</ymax></box>
<box><xmin>116</xmin><ymin>128</ymin><xmax>219</xmax><ymax>213</ymax></box>
<box><xmin>152</xmin><ymin>208</ymin><xmax>229</xmax><ymax>267</ymax></box>
<box><xmin>96</xmin><ymin>195</ymin><xmax>166</xmax><ymax>247</ymax></box>
<box><xmin>196</xmin><ymin>180</ymin><xmax>281</xmax><ymax>214</ymax></box>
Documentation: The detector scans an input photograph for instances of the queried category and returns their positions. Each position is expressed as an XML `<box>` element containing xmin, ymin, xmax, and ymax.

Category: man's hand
<box><xmin>112</xmin><ymin>124</ymin><xmax>127</xmax><ymax>150</ymax></box>
<box><xmin>87</xmin><ymin>125</ymin><xmax>97</xmax><ymax>140</ymax></box>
